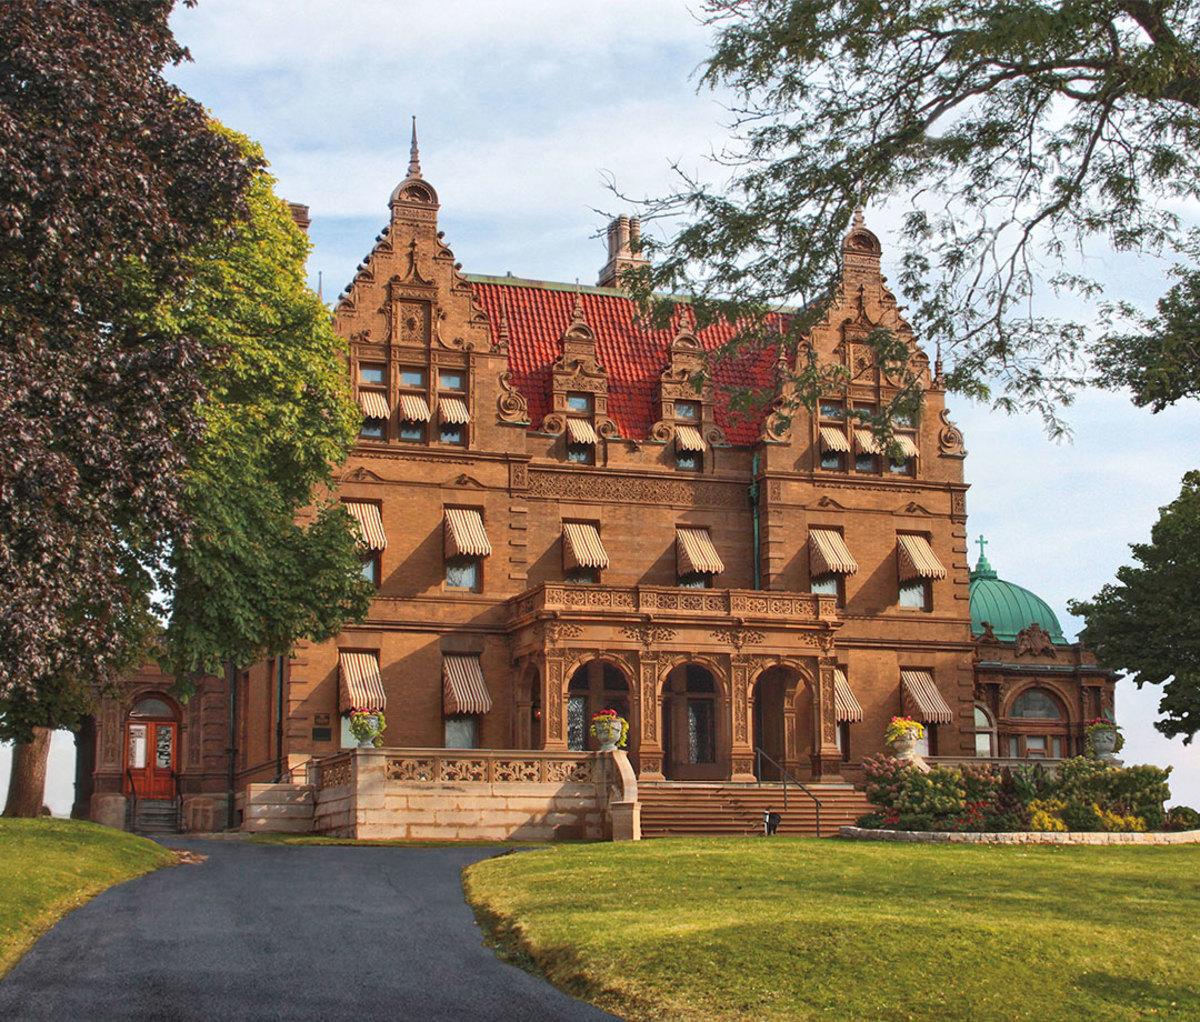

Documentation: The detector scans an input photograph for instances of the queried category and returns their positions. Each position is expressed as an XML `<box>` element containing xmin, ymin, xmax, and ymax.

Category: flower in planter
<box><xmin>348</xmin><ymin>709</ymin><xmax>387</xmax><ymax>747</ymax></box>
<box><xmin>589</xmin><ymin>708</ymin><xmax>629</xmax><ymax>749</ymax></box>
<box><xmin>1084</xmin><ymin>716</ymin><xmax>1124</xmax><ymax>755</ymax></box>
<box><xmin>883</xmin><ymin>716</ymin><xmax>925</xmax><ymax>745</ymax></box>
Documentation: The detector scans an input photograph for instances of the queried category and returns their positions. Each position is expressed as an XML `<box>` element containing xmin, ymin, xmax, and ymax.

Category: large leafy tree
<box><xmin>1071</xmin><ymin>473</ymin><xmax>1200</xmax><ymax>743</ymax></box>
<box><xmin>0</xmin><ymin>1</ymin><xmax>255</xmax><ymax>814</ymax></box>
<box><xmin>633</xmin><ymin>0</ymin><xmax>1200</xmax><ymax>432</ymax></box>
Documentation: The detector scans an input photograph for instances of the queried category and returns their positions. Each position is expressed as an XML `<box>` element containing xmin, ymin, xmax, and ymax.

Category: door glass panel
<box><xmin>128</xmin><ymin>724</ymin><xmax>147</xmax><ymax>769</ymax></box>
<box><xmin>155</xmin><ymin>725</ymin><xmax>173</xmax><ymax>769</ymax></box>
<box><xmin>567</xmin><ymin>695</ymin><xmax>587</xmax><ymax>751</ymax></box>
<box><xmin>687</xmin><ymin>700</ymin><xmax>715</xmax><ymax>763</ymax></box>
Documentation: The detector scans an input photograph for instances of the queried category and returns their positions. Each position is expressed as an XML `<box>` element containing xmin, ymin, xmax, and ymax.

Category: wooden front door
<box><xmin>125</xmin><ymin>720</ymin><xmax>178</xmax><ymax>799</ymax></box>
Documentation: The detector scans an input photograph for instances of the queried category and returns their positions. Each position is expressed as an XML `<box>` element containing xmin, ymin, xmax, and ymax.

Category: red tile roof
<box><xmin>469</xmin><ymin>278</ymin><xmax>779</xmax><ymax>445</ymax></box>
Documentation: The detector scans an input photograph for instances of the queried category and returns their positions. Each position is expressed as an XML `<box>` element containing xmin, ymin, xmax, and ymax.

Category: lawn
<box><xmin>0</xmin><ymin>818</ymin><xmax>175</xmax><ymax>979</ymax></box>
<box><xmin>464</xmin><ymin>837</ymin><xmax>1200</xmax><ymax>1022</ymax></box>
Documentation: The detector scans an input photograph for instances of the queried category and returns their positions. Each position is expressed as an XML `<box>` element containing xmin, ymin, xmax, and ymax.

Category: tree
<box><xmin>1071</xmin><ymin>472</ymin><xmax>1200</xmax><ymax>743</ymax></box>
<box><xmin>632</xmin><ymin>0</ymin><xmax>1200</xmax><ymax>432</ymax></box>
<box><xmin>0</xmin><ymin>1</ymin><xmax>255</xmax><ymax>814</ymax></box>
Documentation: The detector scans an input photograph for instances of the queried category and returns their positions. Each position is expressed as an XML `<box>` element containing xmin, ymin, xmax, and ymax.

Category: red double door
<box><xmin>125</xmin><ymin>719</ymin><xmax>178</xmax><ymax>799</ymax></box>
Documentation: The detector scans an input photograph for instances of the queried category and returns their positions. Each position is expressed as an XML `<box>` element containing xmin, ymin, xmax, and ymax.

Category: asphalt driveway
<box><xmin>0</xmin><ymin>839</ymin><xmax>620</xmax><ymax>1021</ymax></box>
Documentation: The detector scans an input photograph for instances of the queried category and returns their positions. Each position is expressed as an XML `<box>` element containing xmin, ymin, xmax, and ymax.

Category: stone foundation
<box><xmin>840</xmin><ymin>825</ymin><xmax>1200</xmax><ymax>844</ymax></box>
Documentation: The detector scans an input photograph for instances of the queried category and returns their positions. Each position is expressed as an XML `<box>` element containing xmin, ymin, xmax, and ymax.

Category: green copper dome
<box><xmin>969</xmin><ymin>538</ymin><xmax>1068</xmax><ymax>645</ymax></box>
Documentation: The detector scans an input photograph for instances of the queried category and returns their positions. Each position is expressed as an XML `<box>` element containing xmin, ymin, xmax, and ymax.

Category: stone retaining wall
<box><xmin>840</xmin><ymin>825</ymin><xmax>1200</xmax><ymax>844</ymax></box>
<box><xmin>239</xmin><ymin>783</ymin><xmax>315</xmax><ymax>834</ymax></box>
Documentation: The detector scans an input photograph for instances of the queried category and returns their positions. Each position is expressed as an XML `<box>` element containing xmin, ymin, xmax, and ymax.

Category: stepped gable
<box><xmin>469</xmin><ymin>278</ymin><xmax>778</xmax><ymax>445</ymax></box>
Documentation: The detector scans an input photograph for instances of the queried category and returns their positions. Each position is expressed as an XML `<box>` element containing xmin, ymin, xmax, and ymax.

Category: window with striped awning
<box><xmin>444</xmin><ymin>508</ymin><xmax>492</xmax><ymax>557</ymax></box>
<box><xmin>338</xmin><ymin>651</ymin><xmax>386</xmax><ymax>713</ymax></box>
<box><xmin>438</xmin><ymin>396</ymin><xmax>471</xmax><ymax>424</ymax></box>
<box><xmin>897</xmin><ymin>534</ymin><xmax>947</xmax><ymax>580</ymax></box>
<box><xmin>853</xmin><ymin>429</ymin><xmax>883</xmax><ymax>454</ymax></box>
<box><xmin>358</xmin><ymin>391</ymin><xmax>390</xmax><ymax>419</ymax></box>
<box><xmin>676</xmin><ymin>527</ymin><xmax>724</xmax><ymax>575</ymax></box>
<box><xmin>894</xmin><ymin>433</ymin><xmax>920</xmax><ymax>458</ymax></box>
<box><xmin>674</xmin><ymin>424</ymin><xmax>706</xmax><ymax>451</ymax></box>
<box><xmin>562</xmin><ymin>522</ymin><xmax>609</xmax><ymax>570</ymax></box>
<box><xmin>443</xmin><ymin>654</ymin><xmax>493</xmax><ymax>715</ymax></box>
<box><xmin>398</xmin><ymin>392</ymin><xmax>432</xmax><ymax>422</ymax></box>
<box><xmin>344</xmin><ymin>502</ymin><xmax>387</xmax><ymax>551</ymax></box>
<box><xmin>565</xmin><ymin>417</ymin><xmax>599</xmax><ymax>445</ymax></box>
<box><xmin>901</xmin><ymin>669</ymin><xmax>954</xmax><ymax>723</ymax></box>
<box><xmin>809</xmin><ymin>528</ymin><xmax>858</xmax><ymax>576</ymax></box>
<box><xmin>818</xmin><ymin>426</ymin><xmax>851</xmax><ymax>452</ymax></box>
<box><xmin>833</xmin><ymin>668</ymin><xmax>863</xmax><ymax>723</ymax></box>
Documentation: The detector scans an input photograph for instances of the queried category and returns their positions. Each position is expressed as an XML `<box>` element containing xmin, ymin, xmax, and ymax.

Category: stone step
<box><xmin>638</xmin><ymin>783</ymin><xmax>871</xmax><ymax>838</ymax></box>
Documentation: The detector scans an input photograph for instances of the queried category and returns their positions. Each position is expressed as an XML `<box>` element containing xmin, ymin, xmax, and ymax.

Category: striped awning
<box><xmin>895</xmin><ymin>433</ymin><xmax>920</xmax><ymax>458</ymax></box>
<box><xmin>901</xmin><ymin>669</ymin><xmax>953</xmax><ymax>724</ymax></box>
<box><xmin>438</xmin><ymin>396</ymin><xmax>471</xmax><ymax>424</ymax></box>
<box><xmin>834</xmin><ymin>668</ymin><xmax>863</xmax><ymax>723</ymax></box>
<box><xmin>897</xmin><ymin>534</ymin><xmax>947</xmax><ymax>581</ymax></box>
<box><xmin>444</xmin><ymin>507</ymin><xmax>492</xmax><ymax>557</ymax></box>
<box><xmin>443</xmin><ymin>654</ymin><xmax>493</xmax><ymax>715</ymax></box>
<box><xmin>338</xmin><ymin>651</ymin><xmax>387</xmax><ymax>713</ymax></box>
<box><xmin>675</xmin><ymin>424</ymin><xmax>706</xmax><ymax>451</ymax></box>
<box><xmin>398</xmin><ymin>392</ymin><xmax>432</xmax><ymax>422</ymax></box>
<box><xmin>676</xmin><ymin>526</ymin><xmax>724</xmax><ymax>575</ymax></box>
<box><xmin>854</xmin><ymin>429</ymin><xmax>882</xmax><ymax>454</ymax></box>
<box><xmin>565</xmin><ymin>417</ymin><xmax>599</xmax><ymax>445</ymax></box>
<box><xmin>345</xmin><ymin>501</ymin><xmax>387</xmax><ymax>551</ymax></box>
<box><xmin>563</xmin><ymin>522</ymin><xmax>609</xmax><ymax>570</ymax></box>
<box><xmin>810</xmin><ymin>528</ymin><xmax>858</xmax><ymax>576</ymax></box>
<box><xmin>358</xmin><ymin>390</ymin><xmax>390</xmax><ymax>419</ymax></box>
<box><xmin>819</xmin><ymin>426</ymin><xmax>851</xmax><ymax>453</ymax></box>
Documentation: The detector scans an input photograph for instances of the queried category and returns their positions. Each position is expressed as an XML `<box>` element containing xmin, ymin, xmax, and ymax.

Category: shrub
<box><xmin>1165</xmin><ymin>805</ymin><xmax>1200</xmax><ymax>831</ymax></box>
<box><xmin>959</xmin><ymin>762</ymin><xmax>1001</xmax><ymax>804</ymax></box>
<box><xmin>861</xmin><ymin>755</ymin><xmax>915</xmax><ymax>810</ymax></box>
<box><xmin>1029</xmin><ymin>799</ymin><xmax>1068</xmax><ymax>831</ymax></box>
<box><xmin>892</xmin><ymin>765</ymin><xmax>965</xmax><ymax>820</ymax></box>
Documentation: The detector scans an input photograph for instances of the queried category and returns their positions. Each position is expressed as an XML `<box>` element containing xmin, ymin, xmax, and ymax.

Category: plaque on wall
<box><xmin>311</xmin><ymin>727</ymin><xmax>333</xmax><ymax>743</ymax></box>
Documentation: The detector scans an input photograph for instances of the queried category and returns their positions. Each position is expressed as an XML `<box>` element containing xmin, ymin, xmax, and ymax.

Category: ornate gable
<box><xmin>540</xmin><ymin>294</ymin><xmax>618</xmax><ymax>438</ymax></box>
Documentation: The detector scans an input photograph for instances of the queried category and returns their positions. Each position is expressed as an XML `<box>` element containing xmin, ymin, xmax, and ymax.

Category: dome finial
<box><xmin>408</xmin><ymin>116</ymin><xmax>422</xmax><ymax>179</ymax></box>
<box><xmin>970</xmin><ymin>534</ymin><xmax>997</xmax><ymax>580</ymax></box>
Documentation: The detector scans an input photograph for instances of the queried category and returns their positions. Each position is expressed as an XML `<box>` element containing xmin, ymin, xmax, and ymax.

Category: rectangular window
<box><xmin>399</xmin><ymin>421</ymin><xmax>425</xmax><ymax>442</ymax></box>
<box><xmin>1052</xmin><ymin>736</ymin><xmax>1064</xmax><ymax>758</ymax></box>
<box><xmin>675</xmin><ymin>449</ymin><xmax>702</xmax><ymax>472</ymax></box>
<box><xmin>678</xmin><ymin>571</ymin><xmax>712</xmax><ymax>589</ymax></box>
<box><xmin>439</xmin><ymin>370</ymin><xmax>465</xmax><ymax>391</ymax></box>
<box><xmin>444</xmin><ymin>716</ymin><xmax>478</xmax><ymax>749</ymax></box>
<box><xmin>675</xmin><ymin>400</ymin><xmax>700</xmax><ymax>420</ymax></box>
<box><xmin>838</xmin><ymin>721</ymin><xmax>851</xmax><ymax>762</ymax></box>
<box><xmin>361</xmin><ymin>554</ymin><xmax>380</xmax><ymax>587</ymax></box>
<box><xmin>567</xmin><ymin>694</ymin><xmax>587</xmax><ymax>751</ymax></box>
<box><xmin>810</xmin><ymin>574</ymin><xmax>843</xmax><ymax>606</ymax></box>
<box><xmin>565</xmin><ymin>565</ymin><xmax>600</xmax><ymax>584</ymax></box>
<box><xmin>916</xmin><ymin>725</ymin><xmax>937</xmax><ymax>757</ymax></box>
<box><xmin>855</xmin><ymin>452</ymin><xmax>878</xmax><ymax>474</ymax></box>
<box><xmin>567</xmin><ymin>392</ymin><xmax>593</xmax><ymax>414</ymax></box>
<box><xmin>359</xmin><ymin>364</ymin><xmax>385</xmax><ymax>386</ymax></box>
<box><xmin>889</xmin><ymin>457</ymin><xmax>915</xmax><ymax>476</ymax></box>
<box><xmin>400</xmin><ymin>367</ymin><xmax>426</xmax><ymax>388</ymax></box>
<box><xmin>899</xmin><ymin>579</ymin><xmax>931</xmax><ymax>611</ymax></box>
<box><xmin>445</xmin><ymin>555</ymin><xmax>481</xmax><ymax>591</ymax></box>
<box><xmin>820</xmin><ymin>400</ymin><xmax>844</xmax><ymax>420</ymax></box>
<box><xmin>359</xmin><ymin>420</ymin><xmax>385</xmax><ymax>440</ymax></box>
<box><xmin>688</xmin><ymin>700</ymin><xmax>716</xmax><ymax>763</ymax></box>
<box><xmin>440</xmin><ymin>423</ymin><xmax>466</xmax><ymax>445</ymax></box>
<box><xmin>1026</xmin><ymin>735</ymin><xmax>1047</xmax><ymax>758</ymax></box>
<box><xmin>567</xmin><ymin>442</ymin><xmax>594</xmax><ymax>464</ymax></box>
<box><xmin>820</xmin><ymin>449</ymin><xmax>845</xmax><ymax>472</ymax></box>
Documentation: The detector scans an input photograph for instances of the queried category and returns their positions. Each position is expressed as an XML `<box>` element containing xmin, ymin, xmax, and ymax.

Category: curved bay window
<box><xmin>566</xmin><ymin>662</ymin><xmax>631</xmax><ymax>754</ymax></box>
<box><xmin>1004</xmin><ymin>687</ymin><xmax>1069</xmax><ymax>759</ymax></box>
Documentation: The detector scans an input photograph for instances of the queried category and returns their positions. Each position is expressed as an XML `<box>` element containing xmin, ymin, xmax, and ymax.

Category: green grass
<box><xmin>0</xmin><ymin>818</ymin><xmax>176</xmax><ymax>979</ymax></box>
<box><xmin>464</xmin><ymin>837</ymin><xmax>1200</xmax><ymax>1022</ymax></box>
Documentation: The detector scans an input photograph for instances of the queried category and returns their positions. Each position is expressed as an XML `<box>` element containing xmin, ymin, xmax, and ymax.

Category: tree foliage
<box><xmin>0</xmin><ymin>0</ymin><xmax>255</xmax><ymax>716</ymax></box>
<box><xmin>633</xmin><ymin>0</ymin><xmax>1200</xmax><ymax>430</ymax></box>
<box><xmin>1071</xmin><ymin>472</ymin><xmax>1200</xmax><ymax>743</ymax></box>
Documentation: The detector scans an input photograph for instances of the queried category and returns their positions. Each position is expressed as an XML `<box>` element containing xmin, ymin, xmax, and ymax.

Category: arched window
<box><xmin>1011</xmin><ymin>689</ymin><xmax>1062</xmax><ymax>719</ymax></box>
<box><xmin>130</xmin><ymin>697</ymin><xmax>174</xmax><ymax>719</ymax></box>
<box><xmin>1004</xmin><ymin>687</ymin><xmax>1068</xmax><ymax>758</ymax></box>
<box><xmin>974</xmin><ymin>705</ymin><xmax>996</xmax><ymax>757</ymax></box>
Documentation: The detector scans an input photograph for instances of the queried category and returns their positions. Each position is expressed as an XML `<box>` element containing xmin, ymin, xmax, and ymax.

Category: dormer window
<box><xmin>397</xmin><ymin>367</ymin><xmax>430</xmax><ymax>443</ymax></box>
<box><xmin>566</xmin><ymin>392</ymin><xmax>597</xmax><ymax>464</ymax></box>
<box><xmin>675</xmin><ymin>400</ymin><xmax>700</xmax><ymax>420</ymax></box>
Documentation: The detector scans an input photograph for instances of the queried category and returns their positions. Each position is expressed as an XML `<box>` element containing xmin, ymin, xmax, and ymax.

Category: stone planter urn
<box><xmin>889</xmin><ymin>731</ymin><xmax>920</xmax><ymax>762</ymax></box>
<box><xmin>1088</xmin><ymin>727</ymin><xmax>1120</xmax><ymax>762</ymax></box>
<box><xmin>350</xmin><ymin>712</ymin><xmax>384</xmax><ymax>748</ymax></box>
<box><xmin>592</xmin><ymin>715</ymin><xmax>625</xmax><ymax>752</ymax></box>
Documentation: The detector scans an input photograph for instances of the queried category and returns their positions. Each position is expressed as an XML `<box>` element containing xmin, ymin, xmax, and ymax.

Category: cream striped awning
<box><xmin>438</xmin><ymin>396</ymin><xmax>471</xmax><ymax>424</ymax></box>
<box><xmin>810</xmin><ymin>528</ymin><xmax>858</xmax><ymax>576</ymax></box>
<box><xmin>819</xmin><ymin>426</ymin><xmax>851</xmax><ymax>453</ymax></box>
<box><xmin>563</xmin><ymin>522</ymin><xmax>609</xmax><ymax>570</ymax></box>
<box><xmin>901</xmin><ymin>669</ymin><xmax>954</xmax><ymax>724</ymax></box>
<box><xmin>398</xmin><ymin>392</ymin><xmax>432</xmax><ymax>422</ymax></box>
<box><xmin>444</xmin><ymin>508</ymin><xmax>492</xmax><ymax>558</ymax></box>
<box><xmin>854</xmin><ymin>429</ymin><xmax>882</xmax><ymax>454</ymax></box>
<box><xmin>565</xmin><ymin>417</ymin><xmax>599</xmax><ymax>445</ymax></box>
<box><xmin>895</xmin><ymin>433</ymin><xmax>920</xmax><ymax>458</ymax></box>
<box><xmin>358</xmin><ymin>390</ymin><xmax>390</xmax><ymax>419</ymax></box>
<box><xmin>345</xmin><ymin>501</ymin><xmax>387</xmax><ymax>551</ymax></box>
<box><xmin>897</xmin><ymin>534</ymin><xmax>947</xmax><ymax>581</ymax></box>
<box><xmin>675</xmin><ymin>424</ymin><xmax>706</xmax><ymax>451</ymax></box>
<box><xmin>834</xmin><ymin>668</ymin><xmax>864</xmax><ymax>723</ymax></box>
<box><xmin>338</xmin><ymin>651</ymin><xmax>387</xmax><ymax>713</ymax></box>
<box><xmin>443</xmin><ymin>654</ymin><xmax>493</xmax><ymax>715</ymax></box>
<box><xmin>676</xmin><ymin>527</ymin><xmax>725</xmax><ymax>575</ymax></box>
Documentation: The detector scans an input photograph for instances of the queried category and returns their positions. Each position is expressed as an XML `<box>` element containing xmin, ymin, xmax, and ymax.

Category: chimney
<box><xmin>597</xmin><ymin>215</ymin><xmax>650</xmax><ymax>289</ymax></box>
<box><xmin>287</xmin><ymin>202</ymin><xmax>311</xmax><ymax>233</ymax></box>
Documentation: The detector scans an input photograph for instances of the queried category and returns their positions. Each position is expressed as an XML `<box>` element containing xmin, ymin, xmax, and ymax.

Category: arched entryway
<box><xmin>122</xmin><ymin>695</ymin><xmax>180</xmax><ymax>800</ymax></box>
<box><xmin>566</xmin><ymin>661</ymin><xmax>636</xmax><ymax>766</ymax></box>
<box><xmin>661</xmin><ymin>663</ymin><xmax>726</xmax><ymax>780</ymax></box>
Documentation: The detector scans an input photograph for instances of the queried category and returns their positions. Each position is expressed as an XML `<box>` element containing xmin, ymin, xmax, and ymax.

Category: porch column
<box><xmin>729</xmin><ymin>655</ymin><xmax>757</xmax><ymax>782</ymax></box>
<box><xmin>810</xmin><ymin>657</ymin><xmax>843</xmax><ymax>780</ymax></box>
<box><xmin>541</xmin><ymin>653</ymin><xmax>568</xmax><ymax>750</ymax></box>
<box><xmin>636</xmin><ymin>653</ymin><xmax>664</xmax><ymax>780</ymax></box>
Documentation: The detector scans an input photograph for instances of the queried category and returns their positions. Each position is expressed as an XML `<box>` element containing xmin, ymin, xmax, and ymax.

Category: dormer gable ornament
<box><xmin>541</xmin><ymin>291</ymin><xmax>618</xmax><ymax>437</ymax></box>
<box><xmin>390</xmin><ymin>118</ymin><xmax>440</xmax><ymax>214</ymax></box>
<box><xmin>650</xmin><ymin>306</ymin><xmax>726</xmax><ymax>446</ymax></box>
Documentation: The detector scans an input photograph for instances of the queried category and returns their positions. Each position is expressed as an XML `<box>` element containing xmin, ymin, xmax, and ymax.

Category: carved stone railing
<box><xmin>315</xmin><ymin>752</ymin><xmax>353</xmax><ymax>790</ymax></box>
<box><xmin>508</xmin><ymin>583</ymin><xmax>834</xmax><ymax>623</ymax></box>
<box><xmin>382</xmin><ymin>749</ymin><xmax>599</xmax><ymax>785</ymax></box>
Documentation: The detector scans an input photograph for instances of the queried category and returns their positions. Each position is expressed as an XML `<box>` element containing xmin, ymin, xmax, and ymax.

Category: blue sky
<box><xmin>4</xmin><ymin>0</ymin><xmax>1200</xmax><ymax>811</ymax></box>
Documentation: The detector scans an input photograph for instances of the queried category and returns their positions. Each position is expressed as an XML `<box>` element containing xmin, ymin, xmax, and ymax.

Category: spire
<box><xmin>852</xmin><ymin>207</ymin><xmax>865</xmax><ymax>229</ymax></box>
<box><xmin>970</xmin><ymin>535</ymin><xmax>997</xmax><ymax>580</ymax></box>
<box><xmin>408</xmin><ymin>116</ymin><xmax>422</xmax><ymax>179</ymax></box>
<box><xmin>497</xmin><ymin>295</ymin><xmax>511</xmax><ymax>348</ymax></box>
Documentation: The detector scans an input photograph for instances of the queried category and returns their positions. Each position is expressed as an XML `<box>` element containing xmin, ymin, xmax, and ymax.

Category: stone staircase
<box><xmin>130</xmin><ymin>798</ymin><xmax>182</xmax><ymax>835</ymax></box>
<box><xmin>638</xmin><ymin>781</ymin><xmax>871</xmax><ymax>838</ymax></box>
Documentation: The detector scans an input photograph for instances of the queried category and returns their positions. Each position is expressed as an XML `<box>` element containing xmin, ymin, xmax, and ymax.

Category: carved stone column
<box><xmin>729</xmin><ymin>655</ymin><xmax>757</xmax><ymax>781</ymax></box>
<box><xmin>811</xmin><ymin>657</ymin><xmax>844</xmax><ymax>780</ymax></box>
<box><xmin>636</xmin><ymin>653</ymin><xmax>664</xmax><ymax>780</ymax></box>
<box><xmin>541</xmin><ymin>652</ymin><xmax>568</xmax><ymax>750</ymax></box>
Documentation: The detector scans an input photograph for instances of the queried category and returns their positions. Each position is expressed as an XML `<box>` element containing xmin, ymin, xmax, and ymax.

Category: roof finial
<box><xmin>408</xmin><ymin>116</ymin><xmax>422</xmax><ymax>179</ymax></box>
<box><xmin>934</xmin><ymin>341</ymin><xmax>943</xmax><ymax>383</ymax></box>
<box><xmin>970</xmin><ymin>534</ymin><xmax>996</xmax><ymax>580</ymax></box>
<box><xmin>852</xmin><ymin>207</ymin><xmax>865</xmax><ymax>229</ymax></box>
<box><xmin>498</xmin><ymin>295</ymin><xmax>511</xmax><ymax>347</ymax></box>
<box><xmin>571</xmin><ymin>281</ymin><xmax>586</xmax><ymax>326</ymax></box>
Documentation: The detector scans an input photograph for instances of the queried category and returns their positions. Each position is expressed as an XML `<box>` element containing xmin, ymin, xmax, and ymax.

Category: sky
<box><xmin>4</xmin><ymin>0</ymin><xmax>1200</xmax><ymax>812</ymax></box>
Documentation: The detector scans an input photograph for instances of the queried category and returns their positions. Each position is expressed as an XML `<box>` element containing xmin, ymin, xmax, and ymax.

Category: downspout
<box><xmin>226</xmin><ymin>660</ymin><xmax>237</xmax><ymax>831</ymax></box>
<box><xmin>749</xmin><ymin>451</ymin><xmax>762</xmax><ymax>590</ymax></box>
<box><xmin>275</xmin><ymin>655</ymin><xmax>285</xmax><ymax>783</ymax></box>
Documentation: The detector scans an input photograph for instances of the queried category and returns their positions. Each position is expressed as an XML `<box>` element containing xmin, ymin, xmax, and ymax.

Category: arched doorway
<box><xmin>752</xmin><ymin>667</ymin><xmax>790</xmax><ymax>780</ymax></box>
<box><xmin>661</xmin><ymin>663</ymin><xmax>725</xmax><ymax>780</ymax></box>
<box><xmin>123</xmin><ymin>695</ymin><xmax>179</xmax><ymax>800</ymax></box>
<box><xmin>566</xmin><ymin>661</ymin><xmax>635</xmax><ymax>765</ymax></box>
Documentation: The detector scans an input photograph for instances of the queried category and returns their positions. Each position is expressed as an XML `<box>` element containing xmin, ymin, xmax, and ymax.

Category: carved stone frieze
<box><xmin>508</xmin><ymin>461</ymin><xmax>529</xmax><ymax>491</ymax></box>
<box><xmin>1015</xmin><ymin>622</ymin><xmax>1058</xmax><ymax>658</ymax></box>
<box><xmin>527</xmin><ymin>471</ymin><xmax>742</xmax><ymax>508</ymax></box>
<box><xmin>620</xmin><ymin>625</ymin><xmax>677</xmax><ymax>648</ymax></box>
<box><xmin>542</xmin><ymin>621</ymin><xmax>584</xmax><ymax>644</ymax></box>
<box><xmin>710</xmin><ymin>626</ymin><xmax>765</xmax><ymax>649</ymax></box>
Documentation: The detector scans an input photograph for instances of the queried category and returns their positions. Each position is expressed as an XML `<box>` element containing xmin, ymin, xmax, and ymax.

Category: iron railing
<box><xmin>753</xmin><ymin>747</ymin><xmax>824</xmax><ymax>837</ymax></box>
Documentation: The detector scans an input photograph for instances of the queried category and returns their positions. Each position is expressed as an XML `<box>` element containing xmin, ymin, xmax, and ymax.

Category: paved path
<box><xmin>0</xmin><ymin>839</ymin><xmax>620</xmax><ymax>1021</ymax></box>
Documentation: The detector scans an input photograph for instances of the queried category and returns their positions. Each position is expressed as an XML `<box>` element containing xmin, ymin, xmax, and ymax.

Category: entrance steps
<box><xmin>131</xmin><ymin>798</ymin><xmax>181</xmax><ymax>835</ymax></box>
<box><xmin>638</xmin><ymin>781</ymin><xmax>871</xmax><ymax>838</ymax></box>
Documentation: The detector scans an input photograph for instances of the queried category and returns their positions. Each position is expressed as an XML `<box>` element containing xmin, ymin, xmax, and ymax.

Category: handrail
<box><xmin>125</xmin><ymin>768</ymin><xmax>138</xmax><ymax>832</ymax></box>
<box><xmin>170</xmin><ymin>767</ymin><xmax>182</xmax><ymax>828</ymax></box>
<box><xmin>754</xmin><ymin>747</ymin><xmax>824</xmax><ymax>837</ymax></box>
